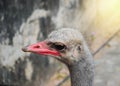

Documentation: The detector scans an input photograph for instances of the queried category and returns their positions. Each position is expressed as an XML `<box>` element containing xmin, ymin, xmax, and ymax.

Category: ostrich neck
<box><xmin>68</xmin><ymin>53</ymin><xmax>94</xmax><ymax>86</ymax></box>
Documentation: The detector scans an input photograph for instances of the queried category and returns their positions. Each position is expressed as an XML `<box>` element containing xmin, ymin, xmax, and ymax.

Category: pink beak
<box><xmin>22</xmin><ymin>41</ymin><xmax>60</xmax><ymax>56</ymax></box>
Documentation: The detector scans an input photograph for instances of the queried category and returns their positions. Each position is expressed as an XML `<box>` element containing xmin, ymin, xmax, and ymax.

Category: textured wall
<box><xmin>0</xmin><ymin>0</ymin><xmax>96</xmax><ymax>86</ymax></box>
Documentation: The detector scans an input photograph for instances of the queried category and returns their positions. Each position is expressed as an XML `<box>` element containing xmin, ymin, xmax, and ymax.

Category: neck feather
<box><xmin>67</xmin><ymin>51</ymin><xmax>94</xmax><ymax>86</ymax></box>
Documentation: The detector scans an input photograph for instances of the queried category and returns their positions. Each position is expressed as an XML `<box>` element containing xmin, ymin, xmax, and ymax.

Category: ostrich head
<box><xmin>22</xmin><ymin>28</ymin><xmax>86</xmax><ymax>65</ymax></box>
<box><xmin>22</xmin><ymin>28</ymin><xmax>94</xmax><ymax>86</ymax></box>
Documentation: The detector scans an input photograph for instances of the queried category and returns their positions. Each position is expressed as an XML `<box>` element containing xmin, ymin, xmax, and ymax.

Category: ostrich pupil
<box><xmin>54</xmin><ymin>44</ymin><xmax>65</xmax><ymax>51</ymax></box>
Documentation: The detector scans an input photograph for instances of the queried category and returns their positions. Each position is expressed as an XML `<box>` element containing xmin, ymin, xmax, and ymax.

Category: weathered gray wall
<box><xmin>0</xmin><ymin>0</ymin><xmax>96</xmax><ymax>86</ymax></box>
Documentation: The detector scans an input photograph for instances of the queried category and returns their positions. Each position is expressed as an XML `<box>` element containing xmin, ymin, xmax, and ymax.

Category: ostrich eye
<box><xmin>47</xmin><ymin>42</ymin><xmax>66</xmax><ymax>51</ymax></box>
<box><xmin>54</xmin><ymin>44</ymin><xmax>66</xmax><ymax>51</ymax></box>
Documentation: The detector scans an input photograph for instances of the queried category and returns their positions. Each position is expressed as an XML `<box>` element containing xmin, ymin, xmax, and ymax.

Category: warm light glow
<box><xmin>95</xmin><ymin>0</ymin><xmax>120</xmax><ymax>33</ymax></box>
<box><xmin>99</xmin><ymin>0</ymin><xmax>119</xmax><ymax>12</ymax></box>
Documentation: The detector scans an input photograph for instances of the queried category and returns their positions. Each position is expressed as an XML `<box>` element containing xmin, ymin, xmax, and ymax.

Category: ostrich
<box><xmin>22</xmin><ymin>28</ymin><xmax>94</xmax><ymax>86</ymax></box>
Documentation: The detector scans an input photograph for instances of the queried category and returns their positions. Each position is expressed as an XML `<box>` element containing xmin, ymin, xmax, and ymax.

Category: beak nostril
<box><xmin>34</xmin><ymin>45</ymin><xmax>40</xmax><ymax>48</ymax></box>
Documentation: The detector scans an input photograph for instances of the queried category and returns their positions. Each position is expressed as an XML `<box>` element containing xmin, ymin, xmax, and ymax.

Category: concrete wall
<box><xmin>0</xmin><ymin>0</ymin><xmax>96</xmax><ymax>85</ymax></box>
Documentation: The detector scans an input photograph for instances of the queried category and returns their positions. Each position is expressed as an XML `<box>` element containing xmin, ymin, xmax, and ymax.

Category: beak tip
<box><xmin>22</xmin><ymin>47</ymin><xmax>29</xmax><ymax>52</ymax></box>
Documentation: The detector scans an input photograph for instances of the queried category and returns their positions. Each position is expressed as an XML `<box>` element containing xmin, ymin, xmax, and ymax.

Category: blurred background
<box><xmin>0</xmin><ymin>0</ymin><xmax>120</xmax><ymax>86</ymax></box>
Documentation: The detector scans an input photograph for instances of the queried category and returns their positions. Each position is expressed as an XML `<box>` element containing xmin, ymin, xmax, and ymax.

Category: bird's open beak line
<box><xmin>22</xmin><ymin>41</ymin><xmax>60</xmax><ymax>56</ymax></box>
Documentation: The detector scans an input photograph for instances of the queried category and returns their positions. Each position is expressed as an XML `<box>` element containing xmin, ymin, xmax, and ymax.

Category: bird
<box><xmin>22</xmin><ymin>28</ymin><xmax>94</xmax><ymax>86</ymax></box>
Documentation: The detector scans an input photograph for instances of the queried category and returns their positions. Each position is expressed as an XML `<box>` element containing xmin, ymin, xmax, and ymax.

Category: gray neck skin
<box><xmin>67</xmin><ymin>46</ymin><xmax>94</xmax><ymax>86</ymax></box>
